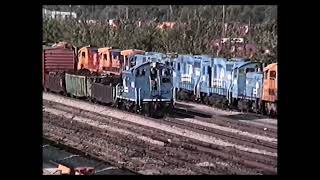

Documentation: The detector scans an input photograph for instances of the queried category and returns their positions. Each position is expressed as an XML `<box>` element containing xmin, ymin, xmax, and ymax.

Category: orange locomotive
<box><xmin>121</xmin><ymin>49</ymin><xmax>145</xmax><ymax>70</ymax></box>
<box><xmin>261</xmin><ymin>63</ymin><xmax>277</xmax><ymax>116</ymax></box>
<box><xmin>77</xmin><ymin>47</ymin><xmax>145</xmax><ymax>76</ymax></box>
<box><xmin>98</xmin><ymin>47</ymin><xmax>123</xmax><ymax>75</ymax></box>
<box><xmin>77</xmin><ymin>46</ymin><xmax>99</xmax><ymax>71</ymax></box>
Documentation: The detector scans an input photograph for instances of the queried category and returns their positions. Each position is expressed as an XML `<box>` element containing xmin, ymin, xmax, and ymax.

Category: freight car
<box><xmin>42</xmin><ymin>43</ymin><xmax>77</xmax><ymax>94</ymax></box>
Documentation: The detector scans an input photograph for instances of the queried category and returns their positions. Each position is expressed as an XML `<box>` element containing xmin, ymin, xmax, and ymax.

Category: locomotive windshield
<box><xmin>226</xmin><ymin>64</ymin><xmax>233</xmax><ymax>71</ymax></box>
<box><xmin>194</xmin><ymin>62</ymin><xmax>201</xmax><ymax>68</ymax></box>
<box><xmin>162</xmin><ymin>68</ymin><xmax>171</xmax><ymax>83</ymax></box>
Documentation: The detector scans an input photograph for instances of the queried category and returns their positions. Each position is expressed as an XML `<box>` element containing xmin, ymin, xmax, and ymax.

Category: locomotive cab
<box><xmin>229</xmin><ymin>61</ymin><xmax>263</xmax><ymax>112</ymax></box>
<box><xmin>121</xmin><ymin>49</ymin><xmax>145</xmax><ymax>71</ymax></box>
<box><xmin>77</xmin><ymin>46</ymin><xmax>99</xmax><ymax>72</ymax></box>
<box><xmin>262</xmin><ymin>63</ymin><xmax>277</xmax><ymax>116</ymax></box>
<box><xmin>98</xmin><ymin>47</ymin><xmax>123</xmax><ymax>75</ymax></box>
<box><xmin>116</xmin><ymin>61</ymin><xmax>174</xmax><ymax>117</ymax></box>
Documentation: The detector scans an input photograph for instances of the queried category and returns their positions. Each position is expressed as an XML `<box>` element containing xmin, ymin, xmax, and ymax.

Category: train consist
<box><xmin>170</xmin><ymin>55</ymin><xmax>277</xmax><ymax>116</ymax></box>
<box><xmin>42</xmin><ymin>42</ymin><xmax>277</xmax><ymax>117</ymax></box>
<box><xmin>43</xmin><ymin>43</ymin><xmax>174</xmax><ymax>117</ymax></box>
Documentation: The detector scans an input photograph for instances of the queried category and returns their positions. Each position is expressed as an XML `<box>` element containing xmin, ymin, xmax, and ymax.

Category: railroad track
<box><xmin>170</xmin><ymin>109</ymin><xmax>277</xmax><ymax>149</ymax></box>
<box><xmin>43</xmin><ymin>92</ymin><xmax>277</xmax><ymax>138</ymax></box>
<box><xmin>44</xmin><ymin>113</ymin><xmax>223</xmax><ymax>174</ymax></box>
<box><xmin>43</xmin><ymin>98</ymin><xmax>277</xmax><ymax>156</ymax></box>
<box><xmin>175</xmin><ymin>98</ymin><xmax>277</xmax><ymax>119</ymax></box>
<box><xmin>43</xmin><ymin>93</ymin><xmax>277</xmax><ymax>174</ymax></box>
<box><xmin>44</xmin><ymin>113</ymin><xmax>270</xmax><ymax>174</ymax></box>
<box><xmin>174</xmin><ymin>102</ymin><xmax>277</xmax><ymax>138</ymax></box>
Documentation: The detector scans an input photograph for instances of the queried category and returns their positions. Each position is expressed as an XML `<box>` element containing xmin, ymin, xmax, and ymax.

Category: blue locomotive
<box><xmin>115</xmin><ymin>60</ymin><xmax>174</xmax><ymax>117</ymax></box>
<box><xmin>169</xmin><ymin>55</ymin><xmax>264</xmax><ymax>112</ymax></box>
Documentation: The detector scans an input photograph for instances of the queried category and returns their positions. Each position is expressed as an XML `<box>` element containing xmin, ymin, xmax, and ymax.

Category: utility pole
<box><xmin>222</xmin><ymin>5</ymin><xmax>225</xmax><ymax>38</ymax></box>
<box><xmin>169</xmin><ymin>5</ymin><xmax>173</xmax><ymax>21</ymax></box>
<box><xmin>69</xmin><ymin>5</ymin><xmax>72</xmax><ymax>18</ymax></box>
<box><xmin>126</xmin><ymin>7</ymin><xmax>129</xmax><ymax>20</ymax></box>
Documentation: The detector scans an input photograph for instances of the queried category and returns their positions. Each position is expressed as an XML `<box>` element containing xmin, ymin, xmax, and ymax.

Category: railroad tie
<box><xmin>95</xmin><ymin>167</ymin><xmax>118</xmax><ymax>173</ymax></box>
<box><xmin>61</xmin><ymin>154</ymin><xmax>80</xmax><ymax>160</ymax></box>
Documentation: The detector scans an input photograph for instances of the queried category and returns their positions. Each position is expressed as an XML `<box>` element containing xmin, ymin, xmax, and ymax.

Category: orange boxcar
<box><xmin>262</xmin><ymin>63</ymin><xmax>277</xmax><ymax>116</ymax></box>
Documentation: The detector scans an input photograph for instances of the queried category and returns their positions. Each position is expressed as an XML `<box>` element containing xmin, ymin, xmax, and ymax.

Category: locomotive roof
<box><xmin>233</xmin><ymin>61</ymin><xmax>259</xmax><ymax>69</ymax></box>
<box><xmin>79</xmin><ymin>46</ymin><xmax>98</xmax><ymax>51</ymax></box>
<box><xmin>126</xmin><ymin>61</ymin><xmax>172</xmax><ymax>72</ymax></box>
<box><xmin>263</xmin><ymin>63</ymin><xmax>277</xmax><ymax>71</ymax></box>
<box><xmin>121</xmin><ymin>49</ymin><xmax>145</xmax><ymax>56</ymax></box>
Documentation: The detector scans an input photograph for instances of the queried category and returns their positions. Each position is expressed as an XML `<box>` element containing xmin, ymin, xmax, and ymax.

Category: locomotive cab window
<box><xmin>194</xmin><ymin>62</ymin><xmax>201</xmax><ymax>68</ymax></box>
<box><xmin>164</xmin><ymin>69</ymin><xmax>171</xmax><ymax>76</ymax></box>
<box><xmin>245</xmin><ymin>68</ymin><xmax>255</xmax><ymax>73</ymax></box>
<box><xmin>202</xmin><ymin>66</ymin><xmax>205</xmax><ymax>75</ymax></box>
<box><xmin>150</xmin><ymin>68</ymin><xmax>157</xmax><ymax>80</ymax></box>
<box><xmin>103</xmin><ymin>54</ymin><xmax>107</xmax><ymax>60</ymax></box>
<box><xmin>143</xmin><ymin>57</ymin><xmax>146</xmax><ymax>63</ymax></box>
<box><xmin>213</xmin><ymin>65</ymin><xmax>217</xmax><ymax>78</ymax></box>
<box><xmin>264</xmin><ymin>70</ymin><xmax>269</xmax><ymax>79</ymax></box>
<box><xmin>136</xmin><ymin>69</ymin><xmax>140</xmax><ymax>76</ymax></box>
<box><xmin>141</xmin><ymin>69</ymin><xmax>145</xmax><ymax>76</ymax></box>
<box><xmin>162</xmin><ymin>77</ymin><xmax>171</xmax><ymax>83</ymax></box>
<box><xmin>226</xmin><ymin>64</ymin><xmax>233</xmax><ymax>71</ymax></box>
<box><xmin>177</xmin><ymin>63</ymin><xmax>180</xmax><ymax>71</ymax></box>
<box><xmin>82</xmin><ymin>52</ymin><xmax>85</xmax><ymax>58</ymax></box>
<box><xmin>270</xmin><ymin>71</ymin><xmax>276</xmax><ymax>79</ymax></box>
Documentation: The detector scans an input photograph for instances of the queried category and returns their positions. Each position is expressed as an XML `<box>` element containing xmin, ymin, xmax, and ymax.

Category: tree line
<box><xmin>43</xmin><ymin>5</ymin><xmax>277</xmax><ymax>63</ymax></box>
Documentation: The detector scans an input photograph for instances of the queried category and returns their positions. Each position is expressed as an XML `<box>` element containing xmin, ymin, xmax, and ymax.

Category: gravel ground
<box><xmin>43</xmin><ymin>100</ymin><xmax>276</xmax><ymax>157</ymax></box>
<box><xmin>42</xmin><ymin>92</ymin><xmax>277</xmax><ymax>175</ymax></box>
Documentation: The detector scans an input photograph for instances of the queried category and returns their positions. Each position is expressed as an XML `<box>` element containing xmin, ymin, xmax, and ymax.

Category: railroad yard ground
<box><xmin>43</xmin><ymin>92</ymin><xmax>277</xmax><ymax>175</ymax></box>
<box><xmin>43</xmin><ymin>139</ymin><xmax>135</xmax><ymax>175</ymax></box>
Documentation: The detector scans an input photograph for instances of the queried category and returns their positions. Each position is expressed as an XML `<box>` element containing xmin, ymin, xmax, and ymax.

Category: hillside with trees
<box><xmin>43</xmin><ymin>5</ymin><xmax>277</xmax><ymax>63</ymax></box>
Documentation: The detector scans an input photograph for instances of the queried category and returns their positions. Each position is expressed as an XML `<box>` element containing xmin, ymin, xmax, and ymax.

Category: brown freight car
<box><xmin>42</xmin><ymin>43</ymin><xmax>77</xmax><ymax>93</ymax></box>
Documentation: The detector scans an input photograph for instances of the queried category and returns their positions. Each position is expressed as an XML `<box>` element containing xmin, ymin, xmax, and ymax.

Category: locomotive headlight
<box><xmin>256</xmin><ymin>82</ymin><xmax>260</xmax><ymax>89</ymax></box>
<box><xmin>151</xmin><ymin>62</ymin><xmax>156</xmax><ymax>67</ymax></box>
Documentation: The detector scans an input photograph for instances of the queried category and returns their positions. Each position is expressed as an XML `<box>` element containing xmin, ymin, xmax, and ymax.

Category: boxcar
<box><xmin>42</xmin><ymin>46</ymin><xmax>77</xmax><ymax>91</ymax></box>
